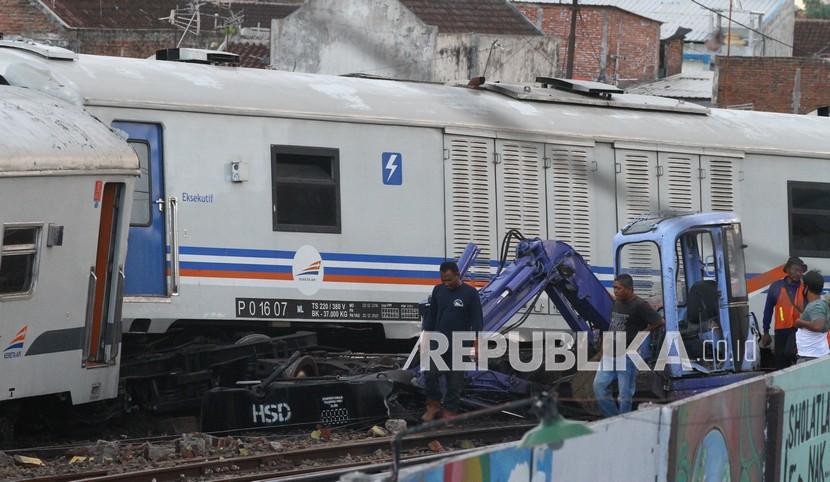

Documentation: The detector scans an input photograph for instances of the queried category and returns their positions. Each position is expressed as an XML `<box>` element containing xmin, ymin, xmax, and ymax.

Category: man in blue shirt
<box><xmin>761</xmin><ymin>257</ymin><xmax>807</xmax><ymax>370</ymax></box>
<box><xmin>421</xmin><ymin>261</ymin><xmax>483</xmax><ymax>421</ymax></box>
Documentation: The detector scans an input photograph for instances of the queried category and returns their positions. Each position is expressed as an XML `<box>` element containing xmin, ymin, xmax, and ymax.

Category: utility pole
<box><xmin>565</xmin><ymin>0</ymin><xmax>578</xmax><ymax>78</ymax></box>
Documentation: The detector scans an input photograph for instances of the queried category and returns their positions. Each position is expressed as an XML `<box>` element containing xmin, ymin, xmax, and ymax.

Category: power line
<box><xmin>688</xmin><ymin>0</ymin><xmax>794</xmax><ymax>49</ymax></box>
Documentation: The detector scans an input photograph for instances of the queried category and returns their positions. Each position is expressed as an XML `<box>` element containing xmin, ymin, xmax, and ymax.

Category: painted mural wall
<box><xmin>769</xmin><ymin>359</ymin><xmax>830</xmax><ymax>482</ymax></box>
<box><xmin>667</xmin><ymin>378</ymin><xmax>767</xmax><ymax>482</ymax></box>
<box><xmin>376</xmin><ymin>407</ymin><xmax>669</xmax><ymax>482</ymax></box>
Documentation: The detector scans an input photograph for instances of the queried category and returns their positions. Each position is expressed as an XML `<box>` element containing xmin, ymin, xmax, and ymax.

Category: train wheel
<box><xmin>285</xmin><ymin>355</ymin><xmax>318</xmax><ymax>378</ymax></box>
<box><xmin>234</xmin><ymin>333</ymin><xmax>272</xmax><ymax>345</ymax></box>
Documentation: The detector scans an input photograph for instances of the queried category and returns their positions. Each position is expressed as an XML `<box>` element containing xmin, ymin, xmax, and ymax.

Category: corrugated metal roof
<box><xmin>626</xmin><ymin>71</ymin><xmax>714</xmax><ymax>99</ymax></box>
<box><xmin>514</xmin><ymin>0</ymin><xmax>788</xmax><ymax>41</ymax></box>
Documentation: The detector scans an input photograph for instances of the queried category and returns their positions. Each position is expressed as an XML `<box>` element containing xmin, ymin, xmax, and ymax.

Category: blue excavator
<box><xmin>202</xmin><ymin>212</ymin><xmax>764</xmax><ymax>430</ymax></box>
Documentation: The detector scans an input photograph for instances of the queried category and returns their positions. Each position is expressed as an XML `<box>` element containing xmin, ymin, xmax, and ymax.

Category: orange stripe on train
<box><xmin>746</xmin><ymin>264</ymin><xmax>785</xmax><ymax>294</ymax></box>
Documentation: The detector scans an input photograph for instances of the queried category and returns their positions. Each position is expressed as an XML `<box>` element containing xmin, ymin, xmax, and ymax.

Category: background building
<box><xmin>269</xmin><ymin>0</ymin><xmax>559</xmax><ymax>82</ymax></box>
<box><xmin>0</xmin><ymin>0</ymin><xmax>299</xmax><ymax>67</ymax></box>
<box><xmin>514</xmin><ymin>0</ymin><xmax>795</xmax><ymax>72</ymax></box>
<box><xmin>514</xmin><ymin>2</ymin><xmax>663</xmax><ymax>87</ymax></box>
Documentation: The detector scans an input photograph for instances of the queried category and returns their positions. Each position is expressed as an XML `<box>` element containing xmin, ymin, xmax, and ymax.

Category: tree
<box><xmin>804</xmin><ymin>0</ymin><xmax>830</xmax><ymax>19</ymax></box>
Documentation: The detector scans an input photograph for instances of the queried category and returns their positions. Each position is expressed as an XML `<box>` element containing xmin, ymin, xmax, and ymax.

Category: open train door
<box><xmin>84</xmin><ymin>183</ymin><xmax>126</xmax><ymax>366</ymax></box>
<box><xmin>112</xmin><ymin>122</ymin><xmax>169</xmax><ymax>297</ymax></box>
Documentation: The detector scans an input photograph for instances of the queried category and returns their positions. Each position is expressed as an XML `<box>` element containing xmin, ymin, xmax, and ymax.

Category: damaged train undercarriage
<box><xmin>124</xmin><ymin>213</ymin><xmax>765</xmax><ymax>433</ymax></box>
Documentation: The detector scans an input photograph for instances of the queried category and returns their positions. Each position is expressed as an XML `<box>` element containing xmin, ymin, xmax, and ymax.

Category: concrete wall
<box><xmin>768</xmin><ymin>359</ymin><xmax>830</xmax><ymax>482</ymax></box>
<box><xmin>553</xmin><ymin>407</ymin><xmax>670</xmax><ymax>481</ymax></box>
<box><xmin>715</xmin><ymin>56</ymin><xmax>830</xmax><ymax>113</ymax></box>
<box><xmin>271</xmin><ymin>0</ymin><xmax>438</xmax><ymax>80</ymax></box>
<box><xmin>515</xmin><ymin>4</ymin><xmax>660</xmax><ymax>87</ymax></box>
<box><xmin>757</xmin><ymin>0</ymin><xmax>795</xmax><ymax>57</ymax></box>
<box><xmin>270</xmin><ymin>0</ymin><xmax>558</xmax><ymax>83</ymax></box>
<box><xmin>348</xmin><ymin>358</ymin><xmax>830</xmax><ymax>482</ymax></box>
<box><xmin>433</xmin><ymin>33</ymin><xmax>557</xmax><ymax>83</ymax></box>
<box><xmin>370</xmin><ymin>406</ymin><xmax>670</xmax><ymax>482</ymax></box>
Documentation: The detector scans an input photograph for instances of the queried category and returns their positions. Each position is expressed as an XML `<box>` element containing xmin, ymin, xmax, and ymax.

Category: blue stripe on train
<box><xmin>180</xmin><ymin>262</ymin><xmax>437</xmax><ymax>279</ymax></box>
<box><xmin>176</xmin><ymin>245</ymin><xmax>618</xmax><ymax>283</ymax></box>
<box><xmin>178</xmin><ymin>246</ymin><xmax>444</xmax><ymax>265</ymax></box>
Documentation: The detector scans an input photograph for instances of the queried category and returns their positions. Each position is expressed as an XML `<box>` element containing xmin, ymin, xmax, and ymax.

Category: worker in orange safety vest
<box><xmin>761</xmin><ymin>257</ymin><xmax>807</xmax><ymax>370</ymax></box>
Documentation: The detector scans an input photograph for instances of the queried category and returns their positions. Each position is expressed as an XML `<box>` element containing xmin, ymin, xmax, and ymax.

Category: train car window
<box><xmin>271</xmin><ymin>145</ymin><xmax>341</xmax><ymax>233</ymax></box>
<box><xmin>788</xmin><ymin>181</ymin><xmax>830</xmax><ymax>258</ymax></box>
<box><xmin>128</xmin><ymin>141</ymin><xmax>152</xmax><ymax>226</ymax></box>
<box><xmin>0</xmin><ymin>225</ymin><xmax>41</xmax><ymax>296</ymax></box>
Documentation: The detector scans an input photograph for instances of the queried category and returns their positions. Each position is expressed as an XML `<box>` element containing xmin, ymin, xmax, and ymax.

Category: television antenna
<box><xmin>159</xmin><ymin>1</ymin><xmax>245</xmax><ymax>49</ymax></box>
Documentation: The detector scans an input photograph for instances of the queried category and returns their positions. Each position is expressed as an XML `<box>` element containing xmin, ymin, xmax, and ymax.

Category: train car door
<box><xmin>85</xmin><ymin>183</ymin><xmax>126</xmax><ymax>365</ymax></box>
<box><xmin>112</xmin><ymin>122</ymin><xmax>167</xmax><ymax>297</ymax></box>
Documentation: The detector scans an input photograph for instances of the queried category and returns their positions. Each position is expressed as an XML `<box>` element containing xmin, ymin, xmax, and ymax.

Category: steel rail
<box><xmin>24</xmin><ymin>423</ymin><xmax>534</xmax><ymax>482</ymax></box>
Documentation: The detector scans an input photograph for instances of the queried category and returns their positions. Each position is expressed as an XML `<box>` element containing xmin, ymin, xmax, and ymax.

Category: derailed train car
<box><xmin>0</xmin><ymin>82</ymin><xmax>138</xmax><ymax>438</ymax></box>
<box><xmin>0</xmin><ymin>40</ymin><xmax>828</xmax><ymax>347</ymax></box>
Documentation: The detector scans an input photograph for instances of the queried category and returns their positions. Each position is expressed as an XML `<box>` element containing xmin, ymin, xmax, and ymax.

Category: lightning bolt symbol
<box><xmin>385</xmin><ymin>154</ymin><xmax>398</xmax><ymax>182</ymax></box>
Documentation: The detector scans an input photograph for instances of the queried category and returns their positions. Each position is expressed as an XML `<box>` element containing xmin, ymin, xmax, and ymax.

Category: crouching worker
<box><xmin>421</xmin><ymin>261</ymin><xmax>483</xmax><ymax>421</ymax></box>
<box><xmin>794</xmin><ymin>270</ymin><xmax>829</xmax><ymax>363</ymax></box>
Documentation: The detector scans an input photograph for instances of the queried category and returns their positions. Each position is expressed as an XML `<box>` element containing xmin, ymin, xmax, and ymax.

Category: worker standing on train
<box><xmin>761</xmin><ymin>257</ymin><xmax>807</xmax><ymax>370</ymax></box>
<box><xmin>421</xmin><ymin>261</ymin><xmax>483</xmax><ymax>422</ymax></box>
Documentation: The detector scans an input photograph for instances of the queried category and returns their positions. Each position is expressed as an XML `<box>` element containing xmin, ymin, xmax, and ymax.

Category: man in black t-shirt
<box><xmin>420</xmin><ymin>261</ymin><xmax>483</xmax><ymax>422</ymax></box>
<box><xmin>593</xmin><ymin>274</ymin><xmax>663</xmax><ymax>417</ymax></box>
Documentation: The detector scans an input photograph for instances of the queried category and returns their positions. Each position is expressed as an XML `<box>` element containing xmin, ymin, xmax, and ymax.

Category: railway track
<box><xmin>22</xmin><ymin>423</ymin><xmax>534</xmax><ymax>482</ymax></box>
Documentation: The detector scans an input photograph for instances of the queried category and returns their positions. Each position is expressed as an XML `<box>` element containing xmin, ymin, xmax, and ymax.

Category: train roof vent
<box><xmin>483</xmin><ymin>78</ymin><xmax>708</xmax><ymax>115</ymax></box>
<box><xmin>0</xmin><ymin>39</ymin><xmax>77</xmax><ymax>60</ymax></box>
<box><xmin>155</xmin><ymin>48</ymin><xmax>240</xmax><ymax>66</ymax></box>
<box><xmin>536</xmin><ymin>77</ymin><xmax>623</xmax><ymax>99</ymax></box>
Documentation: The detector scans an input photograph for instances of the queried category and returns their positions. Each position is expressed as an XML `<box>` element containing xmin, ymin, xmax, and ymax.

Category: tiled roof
<box><xmin>201</xmin><ymin>2</ymin><xmax>303</xmax><ymax>28</ymax></box>
<box><xmin>227</xmin><ymin>41</ymin><xmax>270</xmax><ymax>68</ymax></box>
<box><xmin>513</xmin><ymin>0</ymin><xmax>788</xmax><ymax>41</ymax></box>
<box><xmin>794</xmin><ymin>18</ymin><xmax>830</xmax><ymax>57</ymax></box>
<box><xmin>400</xmin><ymin>0</ymin><xmax>541</xmax><ymax>35</ymax></box>
<box><xmin>45</xmin><ymin>1</ymin><xmax>301</xmax><ymax>29</ymax></box>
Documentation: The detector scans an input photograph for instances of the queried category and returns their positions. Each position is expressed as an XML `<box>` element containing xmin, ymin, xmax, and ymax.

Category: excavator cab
<box><xmin>613</xmin><ymin>212</ymin><xmax>758</xmax><ymax>379</ymax></box>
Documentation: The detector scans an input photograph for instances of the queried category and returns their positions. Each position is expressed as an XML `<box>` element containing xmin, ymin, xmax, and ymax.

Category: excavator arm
<box><xmin>408</xmin><ymin>238</ymin><xmax>613</xmax><ymax>395</ymax></box>
<box><xmin>463</xmin><ymin>238</ymin><xmax>613</xmax><ymax>340</ymax></box>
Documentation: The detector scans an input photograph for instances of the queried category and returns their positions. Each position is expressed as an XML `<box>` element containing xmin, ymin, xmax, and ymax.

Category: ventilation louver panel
<box><xmin>703</xmin><ymin>156</ymin><xmax>736</xmax><ymax>212</ymax></box>
<box><xmin>658</xmin><ymin>152</ymin><xmax>700</xmax><ymax>213</ymax></box>
<box><xmin>548</xmin><ymin>144</ymin><xmax>594</xmax><ymax>262</ymax></box>
<box><xmin>498</xmin><ymin>141</ymin><xmax>545</xmax><ymax>239</ymax></box>
<box><xmin>445</xmin><ymin>135</ymin><xmax>496</xmax><ymax>279</ymax></box>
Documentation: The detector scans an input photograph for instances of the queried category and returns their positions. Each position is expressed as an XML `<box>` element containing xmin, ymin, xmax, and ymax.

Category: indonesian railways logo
<box><xmin>4</xmin><ymin>325</ymin><xmax>27</xmax><ymax>359</ymax></box>
<box><xmin>292</xmin><ymin>245</ymin><xmax>324</xmax><ymax>296</ymax></box>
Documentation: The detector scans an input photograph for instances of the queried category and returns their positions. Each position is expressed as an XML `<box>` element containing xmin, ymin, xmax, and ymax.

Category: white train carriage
<box><xmin>0</xmin><ymin>40</ymin><xmax>827</xmax><ymax>343</ymax></box>
<box><xmin>0</xmin><ymin>82</ymin><xmax>137</xmax><ymax>433</ymax></box>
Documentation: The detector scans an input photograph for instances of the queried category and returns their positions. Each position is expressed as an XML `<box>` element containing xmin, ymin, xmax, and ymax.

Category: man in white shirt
<box><xmin>794</xmin><ymin>270</ymin><xmax>830</xmax><ymax>363</ymax></box>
